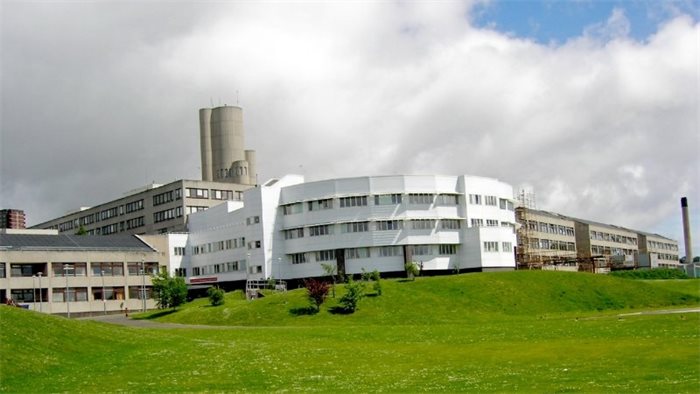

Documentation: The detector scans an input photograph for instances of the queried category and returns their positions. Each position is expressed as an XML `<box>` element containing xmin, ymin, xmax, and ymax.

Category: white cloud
<box><xmin>1</xmin><ymin>2</ymin><xmax>698</xmax><ymax>251</ymax></box>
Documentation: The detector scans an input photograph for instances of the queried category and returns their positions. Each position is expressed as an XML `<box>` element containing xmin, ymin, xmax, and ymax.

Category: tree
<box><xmin>370</xmin><ymin>269</ymin><xmax>382</xmax><ymax>296</ymax></box>
<box><xmin>304</xmin><ymin>278</ymin><xmax>330</xmax><ymax>312</ymax></box>
<box><xmin>320</xmin><ymin>262</ymin><xmax>338</xmax><ymax>298</ymax></box>
<box><xmin>207</xmin><ymin>286</ymin><xmax>225</xmax><ymax>306</ymax></box>
<box><xmin>405</xmin><ymin>261</ymin><xmax>419</xmax><ymax>281</ymax></box>
<box><xmin>152</xmin><ymin>271</ymin><xmax>188</xmax><ymax>309</ymax></box>
<box><xmin>75</xmin><ymin>225</ymin><xmax>87</xmax><ymax>235</ymax></box>
<box><xmin>338</xmin><ymin>276</ymin><xmax>365</xmax><ymax>313</ymax></box>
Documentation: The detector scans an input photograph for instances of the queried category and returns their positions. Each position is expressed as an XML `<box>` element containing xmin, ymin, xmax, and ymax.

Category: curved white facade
<box><xmin>182</xmin><ymin>174</ymin><xmax>517</xmax><ymax>286</ymax></box>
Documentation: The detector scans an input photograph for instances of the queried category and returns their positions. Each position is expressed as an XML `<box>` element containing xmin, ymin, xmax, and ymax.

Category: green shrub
<box><xmin>207</xmin><ymin>286</ymin><xmax>225</xmax><ymax>306</ymax></box>
<box><xmin>405</xmin><ymin>262</ymin><xmax>419</xmax><ymax>280</ymax></box>
<box><xmin>610</xmin><ymin>268</ymin><xmax>689</xmax><ymax>280</ymax></box>
<box><xmin>339</xmin><ymin>276</ymin><xmax>365</xmax><ymax>313</ymax></box>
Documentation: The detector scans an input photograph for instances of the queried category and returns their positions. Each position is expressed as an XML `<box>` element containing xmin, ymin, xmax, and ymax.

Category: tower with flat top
<box><xmin>199</xmin><ymin>105</ymin><xmax>256</xmax><ymax>185</ymax></box>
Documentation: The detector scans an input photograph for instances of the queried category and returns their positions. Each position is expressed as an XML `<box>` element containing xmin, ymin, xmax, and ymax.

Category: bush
<box><xmin>610</xmin><ymin>268</ymin><xmax>689</xmax><ymax>280</ymax></box>
<box><xmin>338</xmin><ymin>276</ymin><xmax>365</xmax><ymax>313</ymax></box>
<box><xmin>207</xmin><ymin>286</ymin><xmax>225</xmax><ymax>306</ymax></box>
<box><xmin>405</xmin><ymin>262</ymin><xmax>420</xmax><ymax>281</ymax></box>
<box><xmin>304</xmin><ymin>279</ymin><xmax>330</xmax><ymax>312</ymax></box>
<box><xmin>152</xmin><ymin>271</ymin><xmax>188</xmax><ymax>309</ymax></box>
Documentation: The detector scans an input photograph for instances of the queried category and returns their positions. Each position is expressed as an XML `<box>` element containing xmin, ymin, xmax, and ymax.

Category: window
<box><xmin>437</xmin><ymin>194</ymin><xmax>459</xmax><ymax>205</ymax></box>
<box><xmin>345</xmin><ymin>248</ymin><xmax>370</xmax><ymax>259</ymax></box>
<box><xmin>499</xmin><ymin>198</ymin><xmax>508</xmax><ymax>209</ymax></box>
<box><xmin>282</xmin><ymin>203</ymin><xmax>303</xmax><ymax>215</ymax></box>
<box><xmin>127</xmin><ymin>262</ymin><xmax>158</xmax><ymax>276</ymax></box>
<box><xmin>92</xmin><ymin>286</ymin><xmax>125</xmax><ymax>301</ymax></box>
<box><xmin>439</xmin><ymin>244</ymin><xmax>458</xmax><ymax>255</ymax></box>
<box><xmin>408</xmin><ymin>193</ymin><xmax>434</xmax><ymax>205</ymax></box>
<box><xmin>11</xmin><ymin>289</ymin><xmax>36</xmax><ymax>302</ymax></box>
<box><xmin>246</xmin><ymin>216</ymin><xmax>260</xmax><ymax>225</ymax></box>
<box><xmin>410</xmin><ymin>245</ymin><xmax>432</xmax><ymax>255</ymax></box>
<box><xmin>154</xmin><ymin>207</ymin><xmax>183</xmax><ymax>223</ymax></box>
<box><xmin>484</xmin><ymin>196</ymin><xmax>498</xmax><ymax>206</ymax></box>
<box><xmin>441</xmin><ymin>219</ymin><xmax>461</xmax><ymax>230</ymax></box>
<box><xmin>411</xmin><ymin>219</ymin><xmax>435</xmax><ymax>230</ymax></box>
<box><xmin>0</xmin><ymin>263</ymin><xmax>4</xmax><ymax>279</ymax></box>
<box><xmin>186</xmin><ymin>188</ymin><xmax>209</xmax><ymax>199</ymax></box>
<box><xmin>376</xmin><ymin>220</ymin><xmax>402</xmax><ymax>231</ymax></box>
<box><xmin>91</xmin><ymin>262</ymin><xmax>123</xmax><ymax>277</ymax></box>
<box><xmin>309</xmin><ymin>225</ymin><xmax>333</xmax><ymax>236</ymax></box>
<box><xmin>471</xmin><ymin>219</ymin><xmax>483</xmax><ymax>227</ymax></box>
<box><xmin>192</xmin><ymin>267</ymin><xmax>201</xmax><ymax>276</ymax></box>
<box><xmin>52</xmin><ymin>287</ymin><xmax>88</xmax><ymax>302</ymax></box>
<box><xmin>469</xmin><ymin>194</ymin><xmax>482</xmax><ymax>205</ymax></box>
<box><xmin>339</xmin><ymin>196</ymin><xmax>368</xmax><ymax>208</ymax></box>
<box><xmin>486</xmin><ymin>219</ymin><xmax>499</xmax><ymax>227</ymax></box>
<box><xmin>308</xmin><ymin>198</ymin><xmax>333</xmax><ymax>211</ymax></box>
<box><xmin>315</xmin><ymin>250</ymin><xmax>335</xmax><ymax>262</ymax></box>
<box><xmin>502</xmin><ymin>242</ymin><xmax>513</xmax><ymax>252</ymax></box>
<box><xmin>289</xmin><ymin>253</ymin><xmax>307</xmax><ymax>265</ymax></box>
<box><xmin>126</xmin><ymin>216</ymin><xmax>144</xmax><ymax>230</ymax></box>
<box><xmin>11</xmin><ymin>264</ymin><xmax>43</xmax><ymax>277</ymax></box>
<box><xmin>128</xmin><ymin>286</ymin><xmax>153</xmax><ymax>300</ymax></box>
<box><xmin>378</xmin><ymin>246</ymin><xmax>402</xmax><ymax>257</ymax></box>
<box><xmin>101</xmin><ymin>223</ymin><xmax>119</xmax><ymax>235</ymax></box>
<box><xmin>247</xmin><ymin>240</ymin><xmax>261</xmax><ymax>249</ymax></box>
<box><xmin>51</xmin><ymin>263</ymin><xmax>87</xmax><ymax>277</ymax></box>
<box><xmin>174</xmin><ymin>268</ymin><xmax>187</xmax><ymax>277</ymax></box>
<box><xmin>342</xmin><ymin>222</ymin><xmax>369</xmax><ymax>233</ymax></box>
<box><xmin>211</xmin><ymin>189</ymin><xmax>235</xmax><ymax>200</ymax></box>
<box><xmin>174</xmin><ymin>247</ymin><xmax>186</xmax><ymax>256</ymax></box>
<box><xmin>484</xmin><ymin>241</ymin><xmax>499</xmax><ymax>252</ymax></box>
<box><xmin>285</xmin><ymin>228</ymin><xmax>304</xmax><ymax>239</ymax></box>
<box><xmin>374</xmin><ymin>194</ymin><xmax>402</xmax><ymax>205</ymax></box>
<box><xmin>153</xmin><ymin>190</ymin><xmax>176</xmax><ymax>206</ymax></box>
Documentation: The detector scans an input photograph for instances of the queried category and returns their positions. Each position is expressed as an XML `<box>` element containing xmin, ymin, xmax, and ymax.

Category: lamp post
<box><xmin>32</xmin><ymin>275</ymin><xmax>36</xmax><ymax>311</ymax></box>
<box><xmin>101</xmin><ymin>269</ymin><xmax>106</xmax><ymax>315</ymax></box>
<box><xmin>141</xmin><ymin>260</ymin><xmax>146</xmax><ymax>312</ymax></box>
<box><xmin>63</xmin><ymin>264</ymin><xmax>73</xmax><ymax>318</ymax></box>
<box><xmin>37</xmin><ymin>272</ymin><xmax>43</xmax><ymax>312</ymax></box>
<box><xmin>246</xmin><ymin>252</ymin><xmax>251</xmax><ymax>299</ymax></box>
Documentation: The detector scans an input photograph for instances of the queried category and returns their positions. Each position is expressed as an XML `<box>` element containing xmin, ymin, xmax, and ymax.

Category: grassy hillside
<box><xmin>142</xmin><ymin>271</ymin><xmax>700</xmax><ymax>326</ymax></box>
<box><xmin>2</xmin><ymin>299</ymin><xmax>699</xmax><ymax>392</ymax></box>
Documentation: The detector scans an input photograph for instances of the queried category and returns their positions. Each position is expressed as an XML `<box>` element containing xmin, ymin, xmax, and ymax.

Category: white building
<box><xmin>177</xmin><ymin>174</ymin><xmax>517</xmax><ymax>288</ymax></box>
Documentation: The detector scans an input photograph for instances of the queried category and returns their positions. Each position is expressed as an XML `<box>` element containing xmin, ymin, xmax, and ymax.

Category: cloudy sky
<box><xmin>1</xmin><ymin>0</ymin><xmax>698</xmax><ymax>255</ymax></box>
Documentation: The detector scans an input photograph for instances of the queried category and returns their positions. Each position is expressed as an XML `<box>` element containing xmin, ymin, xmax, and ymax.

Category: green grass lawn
<box><xmin>2</xmin><ymin>271</ymin><xmax>699</xmax><ymax>393</ymax></box>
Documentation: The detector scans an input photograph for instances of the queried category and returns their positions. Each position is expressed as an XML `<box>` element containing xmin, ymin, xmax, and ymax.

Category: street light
<box><xmin>37</xmin><ymin>272</ymin><xmax>43</xmax><ymax>312</ymax></box>
<box><xmin>32</xmin><ymin>275</ymin><xmax>36</xmax><ymax>311</ymax></box>
<box><xmin>63</xmin><ymin>264</ymin><xmax>73</xmax><ymax>318</ymax></box>
<box><xmin>101</xmin><ymin>269</ymin><xmax>106</xmax><ymax>315</ymax></box>
<box><xmin>141</xmin><ymin>260</ymin><xmax>146</xmax><ymax>312</ymax></box>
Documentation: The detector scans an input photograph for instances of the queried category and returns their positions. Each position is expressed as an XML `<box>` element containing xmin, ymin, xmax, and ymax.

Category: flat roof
<box><xmin>0</xmin><ymin>233</ymin><xmax>156</xmax><ymax>252</ymax></box>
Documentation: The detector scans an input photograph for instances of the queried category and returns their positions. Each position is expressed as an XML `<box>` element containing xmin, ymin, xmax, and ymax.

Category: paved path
<box><xmin>81</xmin><ymin>307</ymin><xmax>700</xmax><ymax>329</ymax></box>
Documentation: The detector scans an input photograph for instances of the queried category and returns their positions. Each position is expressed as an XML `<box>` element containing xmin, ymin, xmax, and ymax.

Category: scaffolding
<box><xmin>515</xmin><ymin>189</ymin><xmax>541</xmax><ymax>269</ymax></box>
<box><xmin>245</xmin><ymin>279</ymin><xmax>287</xmax><ymax>300</ymax></box>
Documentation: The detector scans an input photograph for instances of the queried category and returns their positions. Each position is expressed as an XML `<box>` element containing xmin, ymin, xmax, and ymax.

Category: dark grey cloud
<box><xmin>1</xmin><ymin>1</ymin><xmax>698</xmax><ymax>253</ymax></box>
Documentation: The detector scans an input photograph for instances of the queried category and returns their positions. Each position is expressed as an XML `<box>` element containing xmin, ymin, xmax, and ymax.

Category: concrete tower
<box><xmin>199</xmin><ymin>106</ymin><xmax>256</xmax><ymax>185</ymax></box>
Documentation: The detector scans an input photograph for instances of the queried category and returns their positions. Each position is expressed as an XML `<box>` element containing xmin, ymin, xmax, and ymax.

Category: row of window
<box><xmin>657</xmin><ymin>253</ymin><xmax>679</xmax><ymax>261</ymax></box>
<box><xmin>284</xmin><ymin>219</ymin><xmax>466</xmax><ymax>239</ymax></box>
<box><xmin>8</xmin><ymin>286</ymin><xmax>152</xmax><ymax>303</ymax></box>
<box><xmin>1</xmin><ymin>262</ymin><xmax>159</xmax><ymax>278</ymax></box>
<box><xmin>154</xmin><ymin>206</ymin><xmax>183</xmax><ymax>223</ymax></box>
<box><xmin>483</xmin><ymin>241</ymin><xmax>514</xmax><ymax>253</ymax></box>
<box><xmin>192</xmin><ymin>260</ymin><xmax>244</xmax><ymax>276</ymax></box>
<box><xmin>282</xmin><ymin>193</ymin><xmax>506</xmax><ymax>216</ymax></box>
<box><xmin>527</xmin><ymin>239</ymin><xmax>576</xmax><ymax>252</ymax></box>
<box><xmin>288</xmin><ymin>244</ymin><xmax>464</xmax><ymax>265</ymax></box>
<box><xmin>192</xmin><ymin>237</ymin><xmax>246</xmax><ymax>255</ymax></box>
<box><xmin>153</xmin><ymin>190</ymin><xmax>181</xmax><ymax>206</ymax></box>
<box><xmin>589</xmin><ymin>231</ymin><xmax>637</xmax><ymax>246</ymax></box>
<box><xmin>590</xmin><ymin>245</ymin><xmax>637</xmax><ymax>256</ymax></box>
<box><xmin>647</xmin><ymin>240</ymin><xmax>678</xmax><ymax>251</ymax></box>
<box><xmin>468</xmin><ymin>195</ymin><xmax>515</xmax><ymax>211</ymax></box>
<box><xmin>524</xmin><ymin>221</ymin><xmax>576</xmax><ymax>237</ymax></box>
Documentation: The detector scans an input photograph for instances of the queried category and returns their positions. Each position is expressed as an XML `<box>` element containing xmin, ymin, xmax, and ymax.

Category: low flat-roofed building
<box><xmin>637</xmin><ymin>232</ymin><xmax>680</xmax><ymax>269</ymax></box>
<box><xmin>515</xmin><ymin>208</ymin><xmax>577</xmax><ymax>270</ymax></box>
<box><xmin>0</xmin><ymin>229</ymin><xmax>162</xmax><ymax>316</ymax></box>
<box><xmin>574</xmin><ymin>219</ymin><xmax>641</xmax><ymax>272</ymax></box>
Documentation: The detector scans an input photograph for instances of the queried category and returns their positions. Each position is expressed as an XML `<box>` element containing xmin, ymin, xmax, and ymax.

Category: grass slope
<box><xmin>2</xmin><ymin>271</ymin><xmax>699</xmax><ymax>393</ymax></box>
<box><xmin>143</xmin><ymin>271</ymin><xmax>700</xmax><ymax>326</ymax></box>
